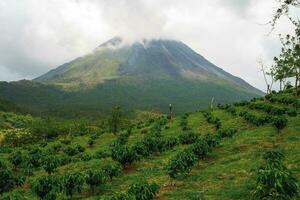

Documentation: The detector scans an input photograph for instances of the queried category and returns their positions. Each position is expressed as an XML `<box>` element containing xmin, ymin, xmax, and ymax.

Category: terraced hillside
<box><xmin>0</xmin><ymin>89</ymin><xmax>299</xmax><ymax>199</ymax></box>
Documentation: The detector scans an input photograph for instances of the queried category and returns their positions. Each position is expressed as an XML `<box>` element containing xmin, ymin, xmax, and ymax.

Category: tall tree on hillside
<box><xmin>274</xmin><ymin>23</ymin><xmax>300</xmax><ymax>95</ymax></box>
<box><xmin>271</xmin><ymin>0</ymin><xmax>300</xmax><ymax>27</ymax></box>
<box><xmin>109</xmin><ymin>106</ymin><xmax>122</xmax><ymax>135</ymax></box>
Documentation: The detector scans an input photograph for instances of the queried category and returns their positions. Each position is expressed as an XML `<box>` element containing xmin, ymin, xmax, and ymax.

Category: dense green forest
<box><xmin>0</xmin><ymin>88</ymin><xmax>299</xmax><ymax>199</ymax></box>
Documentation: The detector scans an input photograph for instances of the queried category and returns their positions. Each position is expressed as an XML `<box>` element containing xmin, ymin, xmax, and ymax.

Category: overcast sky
<box><xmin>0</xmin><ymin>0</ymin><xmax>298</xmax><ymax>91</ymax></box>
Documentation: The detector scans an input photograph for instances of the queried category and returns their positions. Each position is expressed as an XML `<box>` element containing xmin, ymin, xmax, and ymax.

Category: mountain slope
<box><xmin>36</xmin><ymin>37</ymin><xmax>261</xmax><ymax>94</ymax></box>
<box><xmin>0</xmin><ymin>38</ymin><xmax>263</xmax><ymax>116</ymax></box>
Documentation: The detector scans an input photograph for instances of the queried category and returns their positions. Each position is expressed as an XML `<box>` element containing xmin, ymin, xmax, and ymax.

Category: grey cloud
<box><xmin>0</xmin><ymin>0</ymin><xmax>296</xmax><ymax>91</ymax></box>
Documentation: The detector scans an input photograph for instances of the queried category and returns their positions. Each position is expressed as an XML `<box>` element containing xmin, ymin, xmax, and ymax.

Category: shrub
<box><xmin>161</xmin><ymin>137</ymin><xmax>179</xmax><ymax>151</ymax></box>
<box><xmin>9</xmin><ymin>151</ymin><xmax>24</xmax><ymax>168</ymax></box>
<box><xmin>254</xmin><ymin>150</ymin><xmax>299</xmax><ymax>199</ymax></box>
<box><xmin>85</xmin><ymin>170</ymin><xmax>106</xmax><ymax>193</ymax></box>
<box><xmin>166</xmin><ymin>149</ymin><xmax>197</xmax><ymax>178</ymax></box>
<box><xmin>217</xmin><ymin>128</ymin><xmax>237</xmax><ymax>138</ymax></box>
<box><xmin>127</xmin><ymin>181</ymin><xmax>160</xmax><ymax>200</ymax></box>
<box><xmin>0</xmin><ymin>164</ymin><xmax>15</xmax><ymax>194</ymax></box>
<box><xmin>31</xmin><ymin>175</ymin><xmax>60</xmax><ymax>200</ymax></box>
<box><xmin>202</xmin><ymin>111</ymin><xmax>222</xmax><ymax>129</ymax></box>
<box><xmin>62</xmin><ymin>172</ymin><xmax>85</xmax><ymax>198</ymax></box>
<box><xmin>30</xmin><ymin>118</ymin><xmax>67</xmax><ymax>140</ymax></box>
<box><xmin>202</xmin><ymin>134</ymin><xmax>220</xmax><ymax>148</ymax></box>
<box><xmin>272</xmin><ymin>116</ymin><xmax>288</xmax><ymax>133</ymax></box>
<box><xmin>80</xmin><ymin>153</ymin><xmax>92</xmax><ymax>161</ymax></box>
<box><xmin>75</xmin><ymin>144</ymin><xmax>85</xmax><ymax>153</ymax></box>
<box><xmin>179</xmin><ymin>131</ymin><xmax>199</xmax><ymax>144</ymax></box>
<box><xmin>60</xmin><ymin>139</ymin><xmax>71</xmax><ymax>145</ymax></box>
<box><xmin>190</xmin><ymin>138</ymin><xmax>210</xmax><ymax>160</ymax></box>
<box><xmin>1</xmin><ymin>191</ymin><xmax>26</xmax><ymax>200</ymax></box>
<box><xmin>28</xmin><ymin>148</ymin><xmax>43</xmax><ymax>168</ymax></box>
<box><xmin>287</xmin><ymin>108</ymin><xmax>297</xmax><ymax>117</ymax></box>
<box><xmin>94</xmin><ymin>150</ymin><xmax>111</xmax><ymax>159</ymax></box>
<box><xmin>64</xmin><ymin>146</ymin><xmax>79</xmax><ymax>156</ymax></box>
<box><xmin>88</xmin><ymin>138</ymin><xmax>95</xmax><ymax>147</ymax></box>
<box><xmin>103</xmin><ymin>164</ymin><xmax>121</xmax><ymax>181</ymax></box>
<box><xmin>42</xmin><ymin>156</ymin><xmax>60</xmax><ymax>175</ymax></box>
<box><xmin>111</xmin><ymin>145</ymin><xmax>137</xmax><ymax>167</ymax></box>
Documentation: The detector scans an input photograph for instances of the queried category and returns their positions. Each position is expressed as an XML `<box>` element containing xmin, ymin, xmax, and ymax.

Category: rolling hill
<box><xmin>0</xmin><ymin>38</ymin><xmax>263</xmax><ymax>117</ymax></box>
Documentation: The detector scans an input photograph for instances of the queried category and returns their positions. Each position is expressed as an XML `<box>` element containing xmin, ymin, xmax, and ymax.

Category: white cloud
<box><xmin>0</xmin><ymin>0</ymin><xmax>297</xmax><ymax>91</ymax></box>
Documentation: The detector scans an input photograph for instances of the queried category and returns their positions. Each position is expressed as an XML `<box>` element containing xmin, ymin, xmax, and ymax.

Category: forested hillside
<box><xmin>0</xmin><ymin>88</ymin><xmax>299</xmax><ymax>199</ymax></box>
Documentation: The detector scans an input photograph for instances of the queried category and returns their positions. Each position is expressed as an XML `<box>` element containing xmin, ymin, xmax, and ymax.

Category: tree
<box><xmin>270</xmin><ymin>0</ymin><xmax>300</xmax><ymax>28</ymax></box>
<box><xmin>274</xmin><ymin>26</ymin><xmax>300</xmax><ymax>96</ymax></box>
<box><xmin>85</xmin><ymin>170</ymin><xmax>106</xmax><ymax>193</ymax></box>
<box><xmin>109</xmin><ymin>106</ymin><xmax>122</xmax><ymax>135</ymax></box>
<box><xmin>62</xmin><ymin>172</ymin><xmax>85</xmax><ymax>198</ymax></box>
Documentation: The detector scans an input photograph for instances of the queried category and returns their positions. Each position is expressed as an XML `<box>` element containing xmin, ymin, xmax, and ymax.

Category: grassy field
<box><xmin>0</xmin><ymin>90</ymin><xmax>299</xmax><ymax>199</ymax></box>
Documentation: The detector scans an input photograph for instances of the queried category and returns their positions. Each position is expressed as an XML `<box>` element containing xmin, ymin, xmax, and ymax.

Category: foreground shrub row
<box><xmin>202</xmin><ymin>111</ymin><xmax>222</xmax><ymax>130</ymax></box>
<box><xmin>30</xmin><ymin>163</ymin><xmax>122</xmax><ymax>200</ymax></box>
<box><xmin>166</xmin><ymin>128</ymin><xmax>236</xmax><ymax>179</ymax></box>
<box><xmin>247</xmin><ymin>102</ymin><xmax>297</xmax><ymax>116</ymax></box>
<box><xmin>239</xmin><ymin>111</ymin><xmax>288</xmax><ymax>132</ymax></box>
<box><xmin>266</xmin><ymin>94</ymin><xmax>300</xmax><ymax>109</ymax></box>
<box><xmin>254</xmin><ymin>150</ymin><xmax>299</xmax><ymax>199</ymax></box>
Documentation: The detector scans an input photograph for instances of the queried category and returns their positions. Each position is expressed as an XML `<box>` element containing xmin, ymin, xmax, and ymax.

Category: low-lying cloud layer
<box><xmin>0</xmin><ymin>0</ymin><xmax>297</xmax><ymax>91</ymax></box>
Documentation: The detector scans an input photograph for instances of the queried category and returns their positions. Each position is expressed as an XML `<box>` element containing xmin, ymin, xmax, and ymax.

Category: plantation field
<box><xmin>0</xmin><ymin>89</ymin><xmax>299</xmax><ymax>199</ymax></box>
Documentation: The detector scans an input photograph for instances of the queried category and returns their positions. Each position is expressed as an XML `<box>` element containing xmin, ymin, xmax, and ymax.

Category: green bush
<box><xmin>272</xmin><ymin>116</ymin><xmax>288</xmax><ymax>133</ymax></box>
<box><xmin>179</xmin><ymin>131</ymin><xmax>199</xmax><ymax>144</ymax></box>
<box><xmin>103</xmin><ymin>164</ymin><xmax>121</xmax><ymax>181</ymax></box>
<box><xmin>190</xmin><ymin>138</ymin><xmax>210</xmax><ymax>160</ymax></box>
<box><xmin>217</xmin><ymin>128</ymin><xmax>237</xmax><ymax>138</ymax></box>
<box><xmin>254</xmin><ymin>150</ymin><xmax>299</xmax><ymax>199</ymax></box>
<box><xmin>62</xmin><ymin>172</ymin><xmax>85</xmax><ymax>198</ymax></box>
<box><xmin>202</xmin><ymin>134</ymin><xmax>220</xmax><ymax>148</ymax></box>
<box><xmin>111</xmin><ymin>145</ymin><xmax>137</xmax><ymax>167</ymax></box>
<box><xmin>9</xmin><ymin>151</ymin><xmax>24</xmax><ymax>168</ymax></box>
<box><xmin>85</xmin><ymin>170</ymin><xmax>106</xmax><ymax>193</ymax></box>
<box><xmin>287</xmin><ymin>108</ymin><xmax>297</xmax><ymax>117</ymax></box>
<box><xmin>166</xmin><ymin>149</ymin><xmax>197</xmax><ymax>178</ymax></box>
<box><xmin>31</xmin><ymin>175</ymin><xmax>60</xmax><ymax>200</ymax></box>
<box><xmin>80</xmin><ymin>153</ymin><xmax>92</xmax><ymax>161</ymax></box>
<box><xmin>0</xmin><ymin>166</ymin><xmax>15</xmax><ymax>194</ymax></box>
<box><xmin>42</xmin><ymin>156</ymin><xmax>60</xmax><ymax>175</ymax></box>
<box><xmin>88</xmin><ymin>138</ymin><xmax>96</xmax><ymax>147</ymax></box>
<box><xmin>127</xmin><ymin>180</ymin><xmax>160</xmax><ymax>200</ymax></box>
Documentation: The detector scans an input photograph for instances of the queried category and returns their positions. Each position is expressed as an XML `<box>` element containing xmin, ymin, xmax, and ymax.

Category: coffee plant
<box><xmin>85</xmin><ymin>169</ymin><xmax>107</xmax><ymax>193</ymax></box>
<box><xmin>254</xmin><ymin>150</ymin><xmax>299</xmax><ymax>199</ymax></box>
<box><xmin>127</xmin><ymin>180</ymin><xmax>160</xmax><ymax>200</ymax></box>
<box><xmin>272</xmin><ymin>116</ymin><xmax>288</xmax><ymax>133</ymax></box>
<box><xmin>179</xmin><ymin>131</ymin><xmax>199</xmax><ymax>144</ymax></box>
<box><xmin>166</xmin><ymin>149</ymin><xmax>197</xmax><ymax>178</ymax></box>
<box><xmin>31</xmin><ymin>175</ymin><xmax>60</xmax><ymax>200</ymax></box>
<box><xmin>62</xmin><ymin>172</ymin><xmax>85</xmax><ymax>198</ymax></box>
<box><xmin>42</xmin><ymin>155</ymin><xmax>60</xmax><ymax>175</ymax></box>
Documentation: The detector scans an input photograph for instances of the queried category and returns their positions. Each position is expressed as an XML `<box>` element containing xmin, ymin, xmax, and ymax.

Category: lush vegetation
<box><xmin>0</xmin><ymin>88</ymin><xmax>299</xmax><ymax>199</ymax></box>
